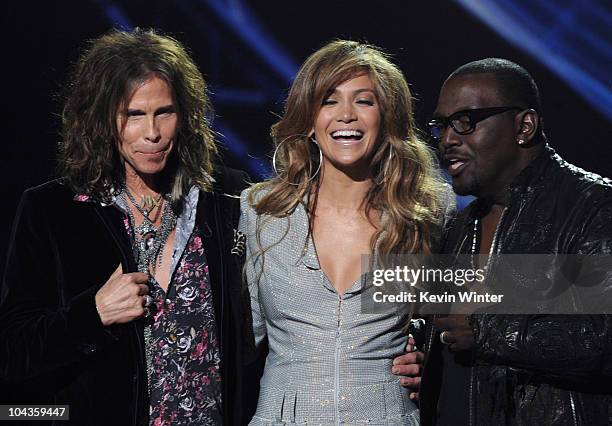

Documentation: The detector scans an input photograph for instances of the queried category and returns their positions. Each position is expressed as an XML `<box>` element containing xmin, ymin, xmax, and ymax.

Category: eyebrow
<box><xmin>329</xmin><ymin>87</ymin><xmax>377</xmax><ymax>96</ymax></box>
<box><xmin>125</xmin><ymin>104</ymin><xmax>176</xmax><ymax>115</ymax></box>
<box><xmin>432</xmin><ymin>107</ymin><xmax>472</xmax><ymax>119</ymax></box>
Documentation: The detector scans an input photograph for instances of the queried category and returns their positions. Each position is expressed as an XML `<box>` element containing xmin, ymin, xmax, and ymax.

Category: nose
<box><xmin>337</xmin><ymin>102</ymin><xmax>357</xmax><ymax>123</ymax></box>
<box><xmin>438</xmin><ymin>125</ymin><xmax>460</xmax><ymax>153</ymax></box>
<box><xmin>144</xmin><ymin>115</ymin><xmax>161</xmax><ymax>143</ymax></box>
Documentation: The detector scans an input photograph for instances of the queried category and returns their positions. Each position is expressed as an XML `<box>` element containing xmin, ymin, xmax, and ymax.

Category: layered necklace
<box><xmin>121</xmin><ymin>186</ymin><xmax>177</xmax><ymax>395</ymax></box>
<box><xmin>122</xmin><ymin>187</ymin><xmax>176</xmax><ymax>276</ymax></box>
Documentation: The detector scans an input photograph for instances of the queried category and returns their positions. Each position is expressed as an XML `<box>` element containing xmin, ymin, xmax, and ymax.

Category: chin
<box><xmin>329</xmin><ymin>154</ymin><xmax>371</xmax><ymax>169</ymax></box>
<box><xmin>134</xmin><ymin>163</ymin><xmax>168</xmax><ymax>176</ymax></box>
<box><xmin>451</xmin><ymin>179</ymin><xmax>477</xmax><ymax>197</ymax></box>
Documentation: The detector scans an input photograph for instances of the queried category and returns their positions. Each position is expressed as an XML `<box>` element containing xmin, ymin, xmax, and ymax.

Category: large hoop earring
<box><xmin>272</xmin><ymin>135</ymin><xmax>322</xmax><ymax>186</ymax></box>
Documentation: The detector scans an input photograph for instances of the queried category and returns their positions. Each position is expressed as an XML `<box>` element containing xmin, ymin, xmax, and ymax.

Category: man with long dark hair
<box><xmin>0</xmin><ymin>28</ymin><xmax>250</xmax><ymax>424</ymax></box>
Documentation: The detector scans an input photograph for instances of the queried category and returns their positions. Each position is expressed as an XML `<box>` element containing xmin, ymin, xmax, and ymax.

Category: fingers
<box><xmin>391</xmin><ymin>351</ymin><xmax>424</xmax><ymax>378</ymax></box>
<box><xmin>142</xmin><ymin>295</ymin><xmax>154</xmax><ymax>307</ymax></box>
<box><xmin>393</xmin><ymin>351</ymin><xmax>424</xmax><ymax>366</ymax></box>
<box><xmin>127</xmin><ymin>272</ymin><xmax>150</xmax><ymax>284</ymax></box>
<box><xmin>132</xmin><ymin>303</ymin><xmax>146</xmax><ymax>319</ymax></box>
<box><xmin>137</xmin><ymin>284</ymin><xmax>150</xmax><ymax>296</ymax></box>
<box><xmin>130</xmin><ymin>294</ymin><xmax>147</xmax><ymax>316</ymax></box>
<box><xmin>439</xmin><ymin>324</ymin><xmax>475</xmax><ymax>352</ymax></box>
<box><xmin>439</xmin><ymin>330</ymin><xmax>456</xmax><ymax>345</ymax></box>
<box><xmin>392</xmin><ymin>363</ymin><xmax>421</xmax><ymax>377</ymax></box>
<box><xmin>405</xmin><ymin>336</ymin><xmax>417</xmax><ymax>352</ymax></box>
<box><xmin>111</xmin><ymin>263</ymin><xmax>123</xmax><ymax>278</ymax></box>
<box><xmin>393</xmin><ymin>336</ymin><xmax>425</xmax><ymax>393</ymax></box>
<box><xmin>96</xmin><ymin>268</ymin><xmax>150</xmax><ymax>326</ymax></box>
<box><xmin>450</xmin><ymin>341</ymin><xmax>468</xmax><ymax>352</ymax></box>
<box><xmin>449</xmin><ymin>331</ymin><xmax>475</xmax><ymax>352</ymax></box>
<box><xmin>401</xmin><ymin>376</ymin><xmax>421</xmax><ymax>390</ymax></box>
<box><xmin>104</xmin><ymin>267</ymin><xmax>148</xmax><ymax>291</ymax></box>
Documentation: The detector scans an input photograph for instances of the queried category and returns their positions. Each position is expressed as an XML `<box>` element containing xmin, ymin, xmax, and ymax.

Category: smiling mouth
<box><xmin>138</xmin><ymin>148</ymin><xmax>168</xmax><ymax>156</ymax></box>
<box><xmin>330</xmin><ymin>129</ymin><xmax>364</xmax><ymax>144</ymax></box>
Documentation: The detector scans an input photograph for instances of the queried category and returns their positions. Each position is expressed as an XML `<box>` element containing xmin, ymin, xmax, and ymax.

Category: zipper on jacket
<box><xmin>334</xmin><ymin>296</ymin><xmax>342</xmax><ymax>426</ymax></box>
<box><xmin>468</xmin><ymin>365</ymin><xmax>474</xmax><ymax>426</ymax></box>
<box><xmin>468</xmin><ymin>207</ymin><xmax>507</xmax><ymax>426</ymax></box>
<box><xmin>569</xmin><ymin>391</ymin><xmax>578</xmax><ymax>426</ymax></box>
<box><xmin>425</xmin><ymin>322</ymin><xmax>436</xmax><ymax>354</ymax></box>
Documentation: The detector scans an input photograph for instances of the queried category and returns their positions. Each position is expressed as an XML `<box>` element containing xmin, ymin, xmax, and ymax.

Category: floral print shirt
<box><xmin>147</xmin><ymin>228</ymin><xmax>222</xmax><ymax>426</ymax></box>
<box><xmin>75</xmin><ymin>189</ymin><xmax>222</xmax><ymax>425</ymax></box>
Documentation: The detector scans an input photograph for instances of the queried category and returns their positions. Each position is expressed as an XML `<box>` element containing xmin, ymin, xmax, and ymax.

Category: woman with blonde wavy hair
<box><xmin>240</xmin><ymin>40</ymin><xmax>450</xmax><ymax>425</ymax></box>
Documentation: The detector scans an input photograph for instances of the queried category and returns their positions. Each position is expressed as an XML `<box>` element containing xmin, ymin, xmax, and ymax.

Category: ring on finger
<box><xmin>439</xmin><ymin>331</ymin><xmax>451</xmax><ymax>345</ymax></box>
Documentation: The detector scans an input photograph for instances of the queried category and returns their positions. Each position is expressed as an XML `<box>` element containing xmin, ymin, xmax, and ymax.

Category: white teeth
<box><xmin>331</xmin><ymin>129</ymin><xmax>363</xmax><ymax>138</ymax></box>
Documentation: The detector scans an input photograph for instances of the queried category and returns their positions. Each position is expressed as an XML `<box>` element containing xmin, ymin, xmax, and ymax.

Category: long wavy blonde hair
<box><xmin>249</xmin><ymin>40</ymin><xmax>450</xmax><ymax>255</ymax></box>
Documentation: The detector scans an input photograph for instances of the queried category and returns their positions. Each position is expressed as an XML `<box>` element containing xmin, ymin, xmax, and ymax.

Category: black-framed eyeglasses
<box><xmin>428</xmin><ymin>106</ymin><xmax>524</xmax><ymax>140</ymax></box>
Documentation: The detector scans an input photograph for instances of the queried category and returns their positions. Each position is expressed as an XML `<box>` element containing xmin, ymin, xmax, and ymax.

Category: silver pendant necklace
<box><xmin>121</xmin><ymin>186</ymin><xmax>177</xmax><ymax>396</ymax></box>
<box><xmin>122</xmin><ymin>187</ymin><xmax>176</xmax><ymax>276</ymax></box>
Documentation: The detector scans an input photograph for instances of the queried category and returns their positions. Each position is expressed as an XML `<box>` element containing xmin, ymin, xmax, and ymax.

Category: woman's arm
<box><xmin>239</xmin><ymin>189</ymin><xmax>268</xmax><ymax>355</ymax></box>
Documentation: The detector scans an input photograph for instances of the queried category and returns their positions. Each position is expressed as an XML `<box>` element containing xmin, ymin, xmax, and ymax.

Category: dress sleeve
<box><xmin>239</xmin><ymin>188</ymin><xmax>267</xmax><ymax>351</ymax></box>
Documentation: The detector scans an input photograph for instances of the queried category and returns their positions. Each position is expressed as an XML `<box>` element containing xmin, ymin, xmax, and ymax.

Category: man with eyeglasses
<box><xmin>416</xmin><ymin>58</ymin><xmax>612</xmax><ymax>425</ymax></box>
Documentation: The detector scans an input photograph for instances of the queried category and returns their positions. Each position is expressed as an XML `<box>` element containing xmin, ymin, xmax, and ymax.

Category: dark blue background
<box><xmin>4</xmin><ymin>0</ymin><xmax>611</xmax><ymax>272</ymax></box>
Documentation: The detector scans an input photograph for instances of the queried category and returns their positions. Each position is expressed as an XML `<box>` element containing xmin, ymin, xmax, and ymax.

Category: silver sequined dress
<box><xmin>240</xmin><ymin>189</ymin><xmax>419</xmax><ymax>425</ymax></box>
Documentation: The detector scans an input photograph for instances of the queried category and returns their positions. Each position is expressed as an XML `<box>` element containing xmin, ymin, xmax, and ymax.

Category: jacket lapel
<box><xmin>90</xmin><ymin>202</ymin><xmax>147</xmax><ymax>420</ymax></box>
<box><xmin>91</xmin><ymin>204</ymin><xmax>137</xmax><ymax>272</ymax></box>
<box><xmin>196</xmin><ymin>191</ymin><xmax>225</xmax><ymax>341</ymax></box>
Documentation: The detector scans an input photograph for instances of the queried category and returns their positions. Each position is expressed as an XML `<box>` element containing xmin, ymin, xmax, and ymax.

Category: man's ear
<box><xmin>516</xmin><ymin>108</ymin><xmax>538</xmax><ymax>144</ymax></box>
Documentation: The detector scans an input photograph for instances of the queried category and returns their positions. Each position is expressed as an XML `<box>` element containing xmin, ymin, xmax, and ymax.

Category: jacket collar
<box><xmin>507</xmin><ymin>143</ymin><xmax>556</xmax><ymax>201</ymax></box>
<box><xmin>468</xmin><ymin>143</ymin><xmax>556</xmax><ymax>221</ymax></box>
<box><xmin>90</xmin><ymin>203</ymin><xmax>138</xmax><ymax>272</ymax></box>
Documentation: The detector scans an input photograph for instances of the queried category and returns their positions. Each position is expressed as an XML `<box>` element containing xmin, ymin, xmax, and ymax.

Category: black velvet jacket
<box><xmin>420</xmin><ymin>146</ymin><xmax>612</xmax><ymax>425</ymax></box>
<box><xmin>0</xmin><ymin>167</ymin><xmax>251</xmax><ymax>425</ymax></box>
